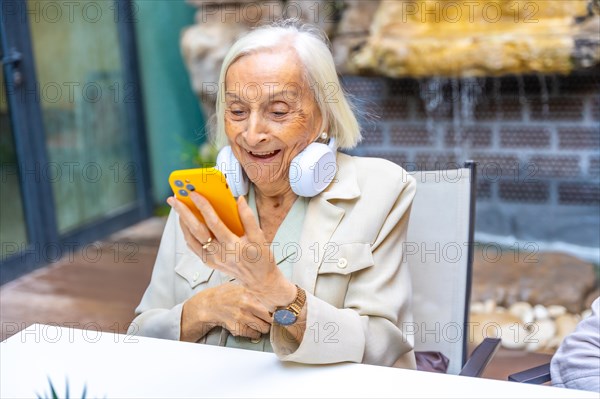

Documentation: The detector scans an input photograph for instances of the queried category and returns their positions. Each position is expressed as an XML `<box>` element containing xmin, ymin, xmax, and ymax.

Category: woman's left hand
<box><xmin>167</xmin><ymin>193</ymin><xmax>296</xmax><ymax>310</ymax></box>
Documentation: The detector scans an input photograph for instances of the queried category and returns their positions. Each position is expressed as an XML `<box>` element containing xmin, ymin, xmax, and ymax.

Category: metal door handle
<box><xmin>1</xmin><ymin>48</ymin><xmax>23</xmax><ymax>87</ymax></box>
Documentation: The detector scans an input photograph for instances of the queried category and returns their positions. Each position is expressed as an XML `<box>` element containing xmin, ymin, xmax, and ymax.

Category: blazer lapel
<box><xmin>293</xmin><ymin>153</ymin><xmax>361</xmax><ymax>294</ymax></box>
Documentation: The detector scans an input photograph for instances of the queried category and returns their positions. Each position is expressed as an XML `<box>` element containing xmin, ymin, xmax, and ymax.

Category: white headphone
<box><xmin>215</xmin><ymin>132</ymin><xmax>337</xmax><ymax>198</ymax></box>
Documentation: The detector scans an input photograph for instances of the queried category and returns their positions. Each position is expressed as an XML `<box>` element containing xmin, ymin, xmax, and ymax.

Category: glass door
<box><xmin>0</xmin><ymin>0</ymin><xmax>152</xmax><ymax>284</ymax></box>
<box><xmin>0</xmin><ymin>70</ymin><xmax>28</xmax><ymax>260</ymax></box>
<box><xmin>28</xmin><ymin>0</ymin><xmax>138</xmax><ymax>234</ymax></box>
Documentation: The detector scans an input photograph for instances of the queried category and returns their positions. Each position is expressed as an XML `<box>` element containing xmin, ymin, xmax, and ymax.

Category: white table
<box><xmin>1</xmin><ymin>324</ymin><xmax>596</xmax><ymax>399</ymax></box>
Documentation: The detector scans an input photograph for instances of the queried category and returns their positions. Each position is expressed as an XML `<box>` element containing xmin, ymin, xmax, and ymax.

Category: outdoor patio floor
<box><xmin>0</xmin><ymin>217</ymin><xmax>552</xmax><ymax>381</ymax></box>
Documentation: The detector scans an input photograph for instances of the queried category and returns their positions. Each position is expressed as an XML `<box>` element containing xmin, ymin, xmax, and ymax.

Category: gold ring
<box><xmin>201</xmin><ymin>237</ymin><xmax>212</xmax><ymax>250</ymax></box>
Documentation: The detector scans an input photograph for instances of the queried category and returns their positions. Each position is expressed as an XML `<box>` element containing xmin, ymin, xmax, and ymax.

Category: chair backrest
<box><xmin>406</xmin><ymin>162</ymin><xmax>476</xmax><ymax>375</ymax></box>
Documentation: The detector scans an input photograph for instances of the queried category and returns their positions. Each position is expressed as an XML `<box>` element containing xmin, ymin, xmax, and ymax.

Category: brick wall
<box><xmin>343</xmin><ymin>70</ymin><xmax>600</xmax><ymax>251</ymax></box>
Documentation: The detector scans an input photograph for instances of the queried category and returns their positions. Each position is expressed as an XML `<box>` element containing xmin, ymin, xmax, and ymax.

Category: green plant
<box><xmin>36</xmin><ymin>377</ymin><xmax>92</xmax><ymax>399</ymax></box>
<box><xmin>154</xmin><ymin>203</ymin><xmax>172</xmax><ymax>217</ymax></box>
<box><xmin>180</xmin><ymin>140</ymin><xmax>219</xmax><ymax>168</ymax></box>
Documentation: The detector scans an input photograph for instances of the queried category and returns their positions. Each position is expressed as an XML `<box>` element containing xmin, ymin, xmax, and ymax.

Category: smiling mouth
<box><xmin>246</xmin><ymin>149</ymin><xmax>281</xmax><ymax>160</ymax></box>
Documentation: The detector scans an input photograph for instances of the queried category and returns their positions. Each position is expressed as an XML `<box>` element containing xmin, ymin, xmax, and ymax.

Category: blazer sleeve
<box><xmin>550</xmin><ymin>297</ymin><xmax>600</xmax><ymax>392</ymax></box>
<box><xmin>271</xmin><ymin>173</ymin><xmax>417</xmax><ymax>367</ymax></box>
<box><xmin>128</xmin><ymin>210</ymin><xmax>185</xmax><ymax>341</ymax></box>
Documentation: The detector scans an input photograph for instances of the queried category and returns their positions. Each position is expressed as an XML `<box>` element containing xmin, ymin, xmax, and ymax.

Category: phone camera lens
<box><xmin>186</xmin><ymin>184</ymin><xmax>195</xmax><ymax>191</ymax></box>
<box><xmin>174</xmin><ymin>180</ymin><xmax>184</xmax><ymax>187</ymax></box>
<box><xmin>178</xmin><ymin>189</ymin><xmax>188</xmax><ymax>197</ymax></box>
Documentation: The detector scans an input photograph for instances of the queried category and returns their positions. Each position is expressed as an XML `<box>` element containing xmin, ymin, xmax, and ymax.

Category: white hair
<box><xmin>212</xmin><ymin>19</ymin><xmax>362</xmax><ymax>149</ymax></box>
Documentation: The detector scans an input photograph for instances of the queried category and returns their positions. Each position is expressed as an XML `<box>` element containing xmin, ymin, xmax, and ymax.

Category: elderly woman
<box><xmin>130</xmin><ymin>20</ymin><xmax>416</xmax><ymax>368</ymax></box>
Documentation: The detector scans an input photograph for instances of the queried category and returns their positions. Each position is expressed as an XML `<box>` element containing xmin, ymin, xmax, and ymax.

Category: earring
<box><xmin>320</xmin><ymin>132</ymin><xmax>328</xmax><ymax>140</ymax></box>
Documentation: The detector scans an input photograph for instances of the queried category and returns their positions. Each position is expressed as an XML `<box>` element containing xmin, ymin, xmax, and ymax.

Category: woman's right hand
<box><xmin>180</xmin><ymin>282</ymin><xmax>272</xmax><ymax>342</ymax></box>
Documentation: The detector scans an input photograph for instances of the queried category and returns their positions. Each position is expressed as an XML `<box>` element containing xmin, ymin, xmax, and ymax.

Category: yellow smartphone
<box><xmin>168</xmin><ymin>167</ymin><xmax>245</xmax><ymax>237</ymax></box>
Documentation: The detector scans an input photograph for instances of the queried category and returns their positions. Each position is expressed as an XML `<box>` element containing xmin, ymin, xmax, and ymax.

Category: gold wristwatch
<box><xmin>273</xmin><ymin>285</ymin><xmax>306</xmax><ymax>326</ymax></box>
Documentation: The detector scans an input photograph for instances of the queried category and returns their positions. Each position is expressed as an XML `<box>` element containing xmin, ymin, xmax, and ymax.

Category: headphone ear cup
<box><xmin>289</xmin><ymin>143</ymin><xmax>337</xmax><ymax>197</ymax></box>
<box><xmin>216</xmin><ymin>146</ymin><xmax>249</xmax><ymax>197</ymax></box>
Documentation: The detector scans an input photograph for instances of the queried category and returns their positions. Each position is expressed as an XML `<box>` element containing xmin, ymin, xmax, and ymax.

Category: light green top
<box><xmin>225</xmin><ymin>185</ymin><xmax>308</xmax><ymax>352</ymax></box>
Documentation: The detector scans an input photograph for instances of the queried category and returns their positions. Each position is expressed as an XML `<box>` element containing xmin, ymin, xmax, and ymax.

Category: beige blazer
<box><xmin>130</xmin><ymin>152</ymin><xmax>417</xmax><ymax>368</ymax></box>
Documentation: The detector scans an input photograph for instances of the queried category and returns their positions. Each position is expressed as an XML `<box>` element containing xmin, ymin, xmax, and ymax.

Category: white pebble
<box><xmin>533</xmin><ymin>319</ymin><xmax>556</xmax><ymax>347</ymax></box>
<box><xmin>501</xmin><ymin>323</ymin><xmax>528</xmax><ymax>349</ymax></box>
<box><xmin>522</xmin><ymin>310</ymin><xmax>535</xmax><ymax>325</ymax></box>
<box><xmin>483</xmin><ymin>299</ymin><xmax>496</xmax><ymax>313</ymax></box>
<box><xmin>509</xmin><ymin>302</ymin><xmax>534</xmax><ymax>324</ymax></box>
<box><xmin>533</xmin><ymin>304</ymin><xmax>549</xmax><ymax>320</ymax></box>
<box><xmin>547</xmin><ymin>305</ymin><xmax>566</xmax><ymax>319</ymax></box>
<box><xmin>470</xmin><ymin>302</ymin><xmax>484</xmax><ymax>314</ymax></box>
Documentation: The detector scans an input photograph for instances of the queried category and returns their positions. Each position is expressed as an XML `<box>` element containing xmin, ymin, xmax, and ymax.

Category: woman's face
<box><xmin>224</xmin><ymin>48</ymin><xmax>323</xmax><ymax>196</ymax></box>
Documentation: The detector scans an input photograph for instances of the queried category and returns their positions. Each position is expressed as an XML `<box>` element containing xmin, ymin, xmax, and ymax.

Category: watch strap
<box><xmin>277</xmin><ymin>284</ymin><xmax>306</xmax><ymax>317</ymax></box>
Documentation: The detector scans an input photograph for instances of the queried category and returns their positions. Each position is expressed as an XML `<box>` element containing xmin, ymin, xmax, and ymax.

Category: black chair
<box><xmin>508</xmin><ymin>363</ymin><xmax>551</xmax><ymax>384</ymax></box>
<box><xmin>459</xmin><ymin>338</ymin><xmax>502</xmax><ymax>377</ymax></box>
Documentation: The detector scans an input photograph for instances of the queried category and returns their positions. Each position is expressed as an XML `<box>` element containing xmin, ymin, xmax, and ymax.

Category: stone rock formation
<box><xmin>181</xmin><ymin>0</ymin><xmax>600</xmax><ymax>116</ymax></box>
<box><xmin>181</xmin><ymin>1</ymin><xmax>284</xmax><ymax>119</ymax></box>
<box><xmin>331</xmin><ymin>1</ymin><xmax>381</xmax><ymax>73</ymax></box>
<box><xmin>180</xmin><ymin>0</ymin><xmax>338</xmax><ymax>120</ymax></box>
<box><xmin>349</xmin><ymin>0</ymin><xmax>599</xmax><ymax>77</ymax></box>
<box><xmin>472</xmin><ymin>250</ymin><xmax>598</xmax><ymax>314</ymax></box>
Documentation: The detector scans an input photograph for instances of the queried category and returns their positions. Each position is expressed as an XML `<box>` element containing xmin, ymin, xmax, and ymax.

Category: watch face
<box><xmin>273</xmin><ymin>309</ymin><xmax>297</xmax><ymax>326</ymax></box>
